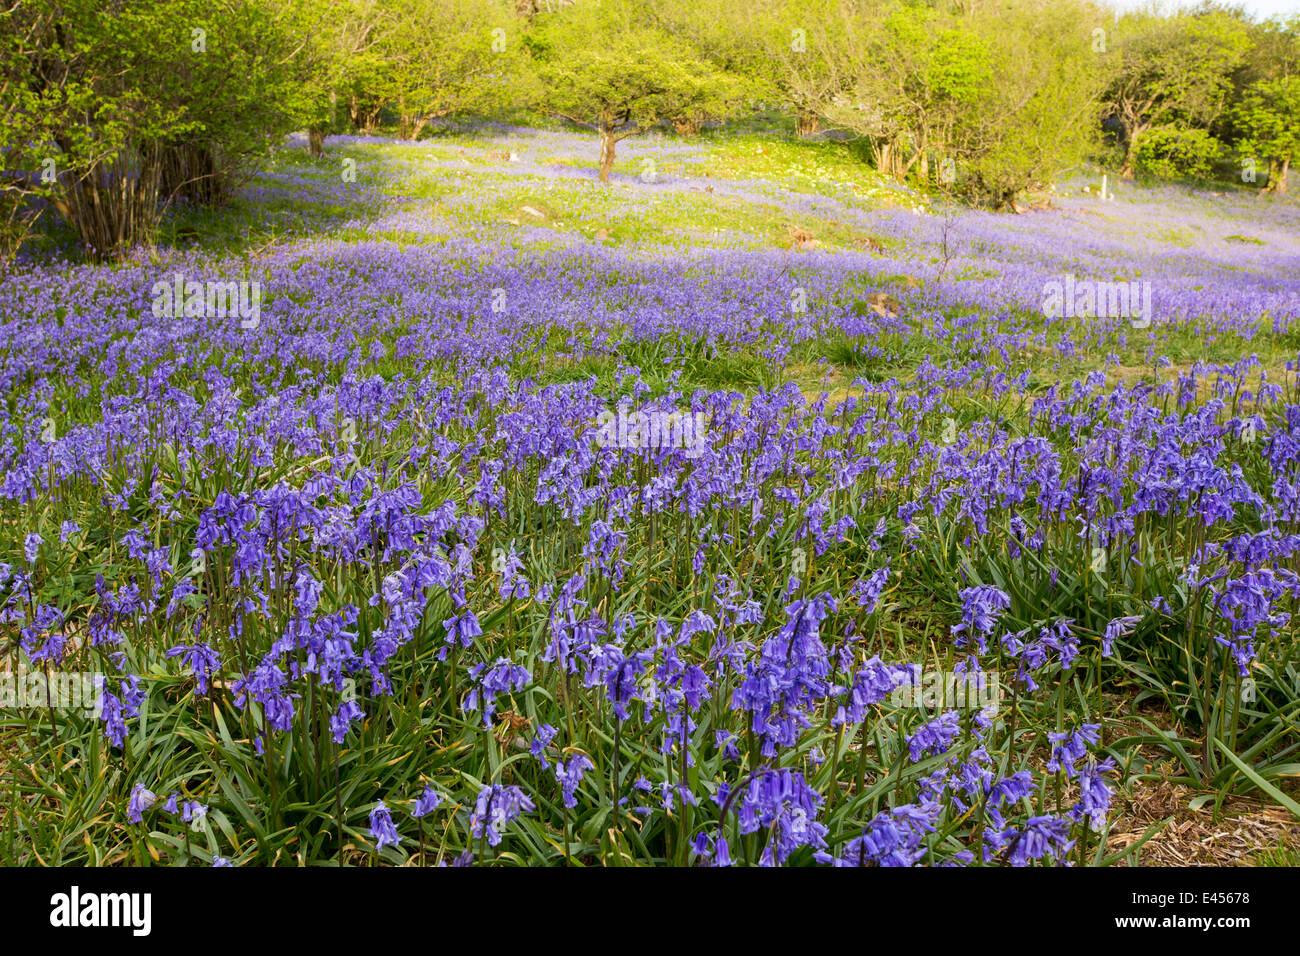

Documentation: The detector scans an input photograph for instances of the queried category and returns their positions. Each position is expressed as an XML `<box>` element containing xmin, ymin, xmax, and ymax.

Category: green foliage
<box><xmin>1</xmin><ymin>0</ymin><xmax>307</xmax><ymax>257</ymax></box>
<box><xmin>1105</xmin><ymin>9</ymin><xmax>1252</xmax><ymax>177</ymax></box>
<box><xmin>1232</xmin><ymin>76</ymin><xmax>1300</xmax><ymax>192</ymax></box>
<box><xmin>641</xmin><ymin>0</ymin><xmax>774</xmax><ymax>132</ymax></box>
<box><xmin>2</xmin><ymin>0</ymin><xmax>1293</xmax><ymax>251</ymax></box>
<box><xmin>1135</xmin><ymin>125</ymin><xmax>1225</xmax><ymax>180</ymax></box>
<box><xmin>956</xmin><ymin>0</ymin><xmax>1104</xmax><ymax>207</ymax></box>
<box><xmin>524</xmin><ymin>0</ymin><xmax>744</xmax><ymax>179</ymax></box>
<box><xmin>369</xmin><ymin>0</ymin><xmax>519</xmax><ymax>140</ymax></box>
<box><xmin>527</xmin><ymin>1</ymin><xmax>741</xmax><ymax>132</ymax></box>
<box><xmin>772</xmin><ymin>0</ymin><xmax>1103</xmax><ymax>207</ymax></box>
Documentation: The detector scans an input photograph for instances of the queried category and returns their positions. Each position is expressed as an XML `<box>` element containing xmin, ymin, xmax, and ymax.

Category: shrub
<box><xmin>1134</xmin><ymin>125</ymin><xmax>1224</xmax><ymax>180</ymax></box>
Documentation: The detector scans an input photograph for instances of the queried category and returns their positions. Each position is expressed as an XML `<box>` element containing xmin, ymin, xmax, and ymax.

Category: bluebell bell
<box><xmin>127</xmin><ymin>783</ymin><xmax>156</xmax><ymax>824</ymax></box>
<box><xmin>470</xmin><ymin>784</ymin><xmax>534</xmax><ymax>847</ymax></box>
<box><xmin>555</xmin><ymin>753</ymin><xmax>594</xmax><ymax>809</ymax></box>
<box><xmin>369</xmin><ymin>801</ymin><xmax>401</xmax><ymax>851</ymax></box>
<box><xmin>412</xmin><ymin>786</ymin><xmax>441</xmax><ymax>818</ymax></box>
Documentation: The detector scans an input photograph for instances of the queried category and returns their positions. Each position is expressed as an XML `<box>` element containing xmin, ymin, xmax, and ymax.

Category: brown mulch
<box><xmin>1106</xmin><ymin>771</ymin><xmax>1300</xmax><ymax>866</ymax></box>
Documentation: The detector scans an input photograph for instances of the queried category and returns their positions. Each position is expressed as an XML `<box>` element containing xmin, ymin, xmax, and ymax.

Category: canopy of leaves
<box><xmin>525</xmin><ymin>0</ymin><xmax>742</xmax><ymax>135</ymax></box>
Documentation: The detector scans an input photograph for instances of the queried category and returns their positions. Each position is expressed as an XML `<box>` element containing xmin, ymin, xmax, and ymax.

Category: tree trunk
<box><xmin>399</xmin><ymin>109</ymin><xmax>429</xmax><ymax>141</ymax></box>
<box><xmin>796</xmin><ymin>109</ymin><xmax>820</xmax><ymax>137</ymax></box>
<box><xmin>673</xmin><ymin>117</ymin><xmax>700</xmax><ymax>137</ymax></box>
<box><xmin>160</xmin><ymin>141</ymin><xmax>224</xmax><ymax>207</ymax></box>
<box><xmin>599</xmin><ymin>128</ymin><xmax>616</xmax><ymax>184</ymax></box>
<box><xmin>876</xmin><ymin>140</ymin><xmax>907</xmax><ymax>181</ymax></box>
<box><xmin>1265</xmin><ymin>156</ymin><xmax>1290</xmax><ymax>194</ymax></box>
<box><xmin>308</xmin><ymin>127</ymin><xmax>325</xmax><ymax>158</ymax></box>
<box><xmin>1119</xmin><ymin>152</ymin><xmax>1136</xmax><ymax>179</ymax></box>
<box><xmin>1119</xmin><ymin>125</ymin><xmax>1145</xmax><ymax>180</ymax></box>
<box><xmin>57</xmin><ymin>139</ymin><xmax>165</xmax><ymax>260</ymax></box>
<box><xmin>348</xmin><ymin>98</ymin><xmax>381</xmax><ymax>134</ymax></box>
<box><xmin>901</xmin><ymin>146</ymin><xmax>924</xmax><ymax>179</ymax></box>
<box><xmin>0</xmin><ymin>187</ymin><xmax>39</xmax><ymax>265</ymax></box>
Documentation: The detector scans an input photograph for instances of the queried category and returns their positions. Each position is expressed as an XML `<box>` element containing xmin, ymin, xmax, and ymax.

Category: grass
<box><xmin>1256</xmin><ymin>838</ymin><xmax>1300</xmax><ymax>866</ymax></box>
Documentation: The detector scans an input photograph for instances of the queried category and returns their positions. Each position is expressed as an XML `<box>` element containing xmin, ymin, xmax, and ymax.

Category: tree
<box><xmin>955</xmin><ymin>0</ymin><xmax>1106</xmax><ymax>207</ymax></box>
<box><xmin>753</xmin><ymin>0</ymin><xmax>846</xmax><ymax>137</ymax></box>
<box><xmin>814</xmin><ymin>1</ymin><xmax>992</xmax><ymax>181</ymax></box>
<box><xmin>270</xmin><ymin>0</ymin><xmax>398</xmax><ymax>154</ymax></box>
<box><xmin>640</xmin><ymin>0</ymin><xmax>755</xmax><ymax>135</ymax></box>
<box><xmin>376</xmin><ymin>0</ymin><xmax>521</xmax><ymax>141</ymax></box>
<box><xmin>1104</xmin><ymin>9</ymin><xmax>1251</xmax><ymax>179</ymax></box>
<box><xmin>1134</xmin><ymin>124</ymin><xmax>1225</xmax><ymax>179</ymax></box>
<box><xmin>526</xmin><ymin>0</ymin><xmax>740</xmax><ymax>182</ymax></box>
<box><xmin>1233</xmin><ymin>76</ymin><xmax>1300</xmax><ymax>192</ymax></box>
<box><xmin>1226</xmin><ymin>15</ymin><xmax>1299</xmax><ymax>193</ymax></box>
<box><xmin>0</xmin><ymin>3</ymin><xmax>68</xmax><ymax>262</ymax></box>
<box><xmin>1</xmin><ymin>0</ymin><xmax>305</xmax><ymax>258</ymax></box>
<box><xmin>637</xmin><ymin>0</ymin><xmax>801</xmax><ymax>136</ymax></box>
<box><xmin>2</xmin><ymin>0</ymin><xmax>196</xmax><ymax>257</ymax></box>
<box><xmin>158</xmin><ymin>0</ymin><xmax>312</xmax><ymax>207</ymax></box>
<box><xmin>773</xmin><ymin>0</ymin><xmax>1102</xmax><ymax>208</ymax></box>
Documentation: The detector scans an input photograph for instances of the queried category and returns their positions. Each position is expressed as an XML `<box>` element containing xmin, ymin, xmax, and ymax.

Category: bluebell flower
<box><xmin>1070</xmin><ymin>758</ymin><xmax>1117</xmax><ymax>829</ymax></box>
<box><xmin>1101</xmin><ymin>615</ymin><xmax>1142</xmax><ymax>657</ymax></box>
<box><xmin>735</xmin><ymin>769</ymin><xmax>828</xmax><ymax>865</ymax></box>
<box><xmin>714</xmin><ymin>835</ymin><xmax>733</xmax><ymax>867</ymax></box>
<box><xmin>442</xmin><ymin>609</ymin><xmax>482</xmax><ymax>649</ymax></box>
<box><xmin>330</xmin><ymin>699</ymin><xmax>365</xmax><ymax>743</ymax></box>
<box><xmin>412</xmin><ymin>786</ymin><xmax>442</xmax><ymax>818</ymax></box>
<box><xmin>951</xmin><ymin>585</ymin><xmax>1011</xmax><ymax>652</ymax></box>
<box><xmin>100</xmin><ymin>689</ymin><xmax>128</xmax><ymax>748</ymax></box>
<box><xmin>555</xmin><ymin>753</ymin><xmax>594</xmax><ymax>809</ymax></box>
<box><xmin>1046</xmin><ymin>724</ymin><xmax>1100</xmax><ymax>777</ymax></box>
<box><xmin>461</xmin><ymin>658</ymin><xmax>531</xmax><ymax>727</ymax></box>
<box><xmin>232</xmin><ymin>660</ymin><xmax>296</xmax><ymax>732</ymax></box>
<box><xmin>585</xmin><ymin>644</ymin><xmax>652</xmax><ymax>721</ymax></box>
<box><xmin>906</xmin><ymin>711</ymin><xmax>961</xmax><ymax>762</ymax></box>
<box><xmin>849</xmin><ymin>563</ymin><xmax>892</xmax><ymax>614</ymax></box>
<box><xmin>165</xmin><ymin>642</ymin><xmax>221</xmax><ymax>695</ymax></box>
<box><xmin>529</xmin><ymin>723</ymin><xmax>558</xmax><ymax>768</ymax></box>
<box><xmin>127</xmin><ymin>783</ymin><xmax>156</xmax><ymax>824</ymax></box>
<box><xmin>470</xmin><ymin>784</ymin><xmax>535</xmax><ymax>847</ymax></box>
<box><xmin>987</xmin><ymin>770</ymin><xmax>1034</xmax><ymax>807</ymax></box>
<box><xmin>369</xmin><ymin>801</ymin><xmax>401</xmax><ymax>851</ymax></box>
<box><xmin>834</xmin><ymin>802</ymin><xmax>941</xmax><ymax>867</ymax></box>
<box><xmin>1006</xmin><ymin>815</ymin><xmax>1074</xmax><ymax>865</ymax></box>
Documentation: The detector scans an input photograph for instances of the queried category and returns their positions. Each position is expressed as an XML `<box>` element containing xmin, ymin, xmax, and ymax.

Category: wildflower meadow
<box><xmin>1</xmin><ymin>2</ymin><xmax>1298</xmax><ymax>915</ymax></box>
